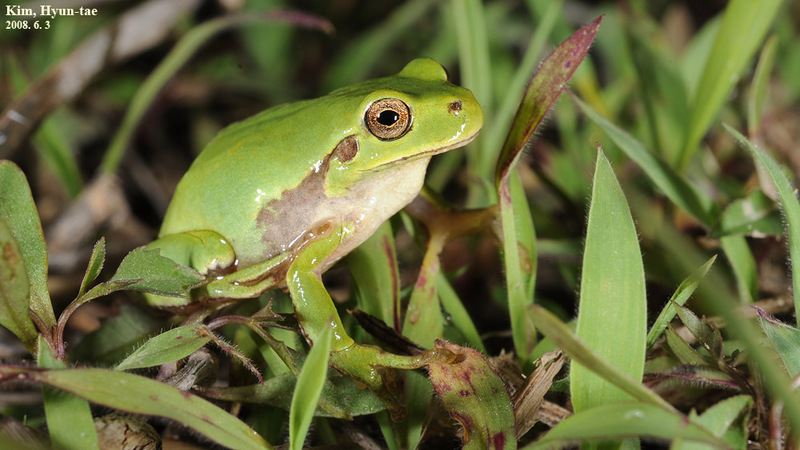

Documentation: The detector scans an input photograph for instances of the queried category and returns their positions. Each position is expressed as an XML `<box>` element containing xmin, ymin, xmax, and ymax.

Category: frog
<box><xmin>144</xmin><ymin>58</ymin><xmax>483</xmax><ymax>420</ymax></box>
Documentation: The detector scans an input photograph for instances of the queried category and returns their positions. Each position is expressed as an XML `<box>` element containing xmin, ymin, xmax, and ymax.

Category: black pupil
<box><xmin>377</xmin><ymin>110</ymin><xmax>399</xmax><ymax>126</ymax></box>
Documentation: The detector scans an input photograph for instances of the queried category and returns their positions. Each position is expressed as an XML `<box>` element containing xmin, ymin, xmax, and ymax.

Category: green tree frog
<box><xmin>145</xmin><ymin>58</ymin><xmax>483</xmax><ymax>419</ymax></box>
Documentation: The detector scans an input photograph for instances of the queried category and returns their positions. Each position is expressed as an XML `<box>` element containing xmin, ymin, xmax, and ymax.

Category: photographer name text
<box><xmin>5</xmin><ymin>4</ymin><xmax>99</xmax><ymax>29</ymax></box>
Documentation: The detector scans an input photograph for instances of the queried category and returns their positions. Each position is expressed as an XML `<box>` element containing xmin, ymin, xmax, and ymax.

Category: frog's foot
<box><xmin>330</xmin><ymin>343</ymin><xmax>456</xmax><ymax>422</ymax></box>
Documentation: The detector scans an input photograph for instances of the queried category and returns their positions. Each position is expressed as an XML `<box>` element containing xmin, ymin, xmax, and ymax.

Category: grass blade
<box><xmin>8</xmin><ymin>366</ymin><xmax>272</xmax><ymax>449</ymax></box>
<box><xmin>570</xmin><ymin>149</ymin><xmax>647</xmax><ymax>413</ymax></box>
<box><xmin>726</xmin><ymin>124</ymin><xmax>800</xmax><ymax>321</ymax></box>
<box><xmin>646</xmin><ymin>256</ymin><xmax>716</xmax><ymax>349</ymax></box>
<box><xmin>572</xmin><ymin>95</ymin><xmax>719</xmax><ymax>226</ymax></box>
<box><xmin>38</xmin><ymin>338</ymin><xmax>99</xmax><ymax>450</ymax></box>
<box><xmin>525</xmin><ymin>402</ymin><xmax>730</xmax><ymax>449</ymax></box>
<box><xmin>679</xmin><ymin>0</ymin><xmax>782</xmax><ymax>169</ymax></box>
<box><xmin>289</xmin><ymin>325</ymin><xmax>332</xmax><ymax>450</ymax></box>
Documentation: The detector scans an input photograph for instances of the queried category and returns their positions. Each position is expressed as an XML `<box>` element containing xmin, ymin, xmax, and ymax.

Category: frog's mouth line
<box><xmin>368</xmin><ymin>127</ymin><xmax>481</xmax><ymax>171</ymax></box>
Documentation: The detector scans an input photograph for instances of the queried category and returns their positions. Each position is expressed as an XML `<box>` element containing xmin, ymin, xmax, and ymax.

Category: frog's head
<box><xmin>324</xmin><ymin>58</ymin><xmax>483</xmax><ymax>192</ymax></box>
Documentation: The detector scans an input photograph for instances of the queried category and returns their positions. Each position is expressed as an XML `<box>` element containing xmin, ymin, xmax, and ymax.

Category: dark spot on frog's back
<box><xmin>448</xmin><ymin>100</ymin><xmax>462</xmax><ymax>114</ymax></box>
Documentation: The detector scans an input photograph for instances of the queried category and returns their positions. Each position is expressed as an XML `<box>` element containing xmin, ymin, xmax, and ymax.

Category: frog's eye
<box><xmin>365</xmin><ymin>98</ymin><xmax>411</xmax><ymax>141</ymax></box>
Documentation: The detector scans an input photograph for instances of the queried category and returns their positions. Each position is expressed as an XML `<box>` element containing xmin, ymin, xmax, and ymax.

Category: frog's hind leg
<box><xmin>285</xmin><ymin>224</ymin><xmax>456</xmax><ymax>421</ymax></box>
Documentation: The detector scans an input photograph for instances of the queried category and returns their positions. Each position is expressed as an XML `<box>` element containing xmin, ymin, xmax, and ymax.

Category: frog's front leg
<box><xmin>145</xmin><ymin>230</ymin><xmax>291</xmax><ymax>306</ymax></box>
<box><xmin>286</xmin><ymin>223</ymin><xmax>455</xmax><ymax>421</ymax></box>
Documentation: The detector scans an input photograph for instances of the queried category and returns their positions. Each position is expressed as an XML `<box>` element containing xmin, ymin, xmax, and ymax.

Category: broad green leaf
<box><xmin>679</xmin><ymin>0</ymin><xmax>782</xmax><ymax>169</ymax></box>
<box><xmin>106</xmin><ymin>247</ymin><xmax>205</xmax><ymax>295</ymax></box>
<box><xmin>681</xmin><ymin>395</ymin><xmax>751</xmax><ymax>450</ymax></box>
<box><xmin>0</xmin><ymin>219</ymin><xmax>38</xmax><ymax>352</ymax></box>
<box><xmin>4</xmin><ymin>366</ymin><xmax>271</xmax><ymax>449</ymax></box>
<box><xmin>428</xmin><ymin>341</ymin><xmax>515</xmax><ymax>450</ymax></box>
<box><xmin>647</xmin><ymin>256</ymin><xmax>716</xmax><ymax>349</ymax></box>
<box><xmin>531</xmin><ymin>305</ymin><xmax>673</xmax><ymax>411</ymax></box>
<box><xmin>571</xmin><ymin>150</ymin><xmax>646</xmax><ymax>413</ymax></box>
<box><xmin>116</xmin><ymin>324</ymin><xmax>212</xmax><ymax>371</ymax></box>
<box><xmin>38</xmin><ymin>337</ymin><xmax>99</xmax><ymax>450</ymax></box>
<box><xmin>572</xmin><ymin>96</ymin><xmax>719</xmax><ymax>226</ymax></box>
<box><xmin>289</xmin><ymin>325</ymin><xmax>331</xmax><ymax>450</ymax></box>
<box><xmin>726</xmin><ymin>124</ymin><xmax>800</xmax><ymax>320</ymax></box>
<box><xmin>0</xmin><ymin>160</ymin><xmax>54</xmax><ymax>351</ymax></box>
<box><xmin>758</xmin><ymin>315</ymin><xmax>800</xmax><ymax>377</ymax></box>
<box><xmin>525</xmin><ymin>402</ymin><xmax>730</xmax><ymax>449</ymax></box>
<box><xmin>78</xmin><ymin>238</ymin><xmax>106</xmax><ymax>298</ymax></box>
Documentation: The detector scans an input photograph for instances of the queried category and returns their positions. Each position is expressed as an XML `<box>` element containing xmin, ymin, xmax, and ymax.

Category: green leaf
<box><xmin>289</xmin><ymin>325</ymin><xmax>331</xmax><ymax>450</ymax></box>
<box><xmin>5</xmin><ymin>366</ymin><xmax>271</xmax><ymax>449</ymax></box>
<box><xmin>665</xmin><ymin>326</ymin><xmax>708</xmax><ymax>366</ymax></box>
<box><xmin>674</xmin><ymin>302</ymin><xmax>722</xmax><ymax>358</ymax></box>
<box><xmin>679</xmin><ymin>0</ymin><xmax>782</xmax><ymax>169</ymax></box>
<box><xmin>571</xmin><ymin>149</ymin><xmax>647</xmax><ymax>413</ymax></box>
<box><xmin>107</xmin><ymin>247</ymin><xmax>205</xmax><ymax>295</ymax></box>
<box><xmin>525</xmin><ymin>402</ymin><xmax>731</xmax><ymax>449</ymax></box>
<box><xmin>38</xmin><ymin>337</ymin><xmax>99</xmax><ymax>450</ymax></box>
<box><xmin>647</xmin><ymin>256</ymin><xmax>716</xmax><ymax>349</ymax></box>
<box><xmin>428</xmin><ymin>341</ymin><xmax>515</xmax><ymax>450</ymax></box>
<box><xmin>0</xmin><ymin>160</ymin><xmax>54</xmax><ymax>350</ymax></box>
<box><xmin>683</xmin><ymin>395</ymin><xmax>751</xmax><ymax>450</ymax></box>
<box><xmin>495</xmin><ymin>15</ymin><xmax>603</xmax><ymax>184</ymax></box>
<box><xmin>78</xmin><ymin>238</ymin><xmax>106</xmax><ymax>298</ymax></box>
<box><xmin>758</xmin><ymin>314</ymin><xmax>800</xmax><ymax>378</ymax></box>
<box><xmin>727</xmin><ymin>124</ymin><xmax>800</xmax><ymax>321</ymax></box>
<box><xmin>116</xmin><ymin>324</ymin><xmax>212</xmax><ymax>371</ymax></box>
<box><xmin>0</xmin><ymin>218</ymin><xmax>38</xmax><ymax>352</ymax></box>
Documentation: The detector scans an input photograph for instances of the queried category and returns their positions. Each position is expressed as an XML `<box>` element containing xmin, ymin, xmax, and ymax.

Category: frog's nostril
<box><xmin>448</xmin><ymin>100</ymin><xmax>463</xmax><ymax>114</ymax></box>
